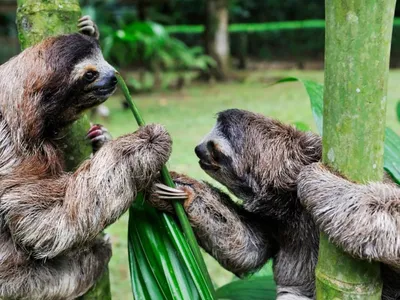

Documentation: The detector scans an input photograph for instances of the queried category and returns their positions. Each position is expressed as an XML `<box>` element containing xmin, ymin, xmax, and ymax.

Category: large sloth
<box><xmin>0</xmin><ymin>19</ymin><xmax>171</xmax><ymax>299</ymax></box>
<box><xmin>151</xmin><ymin>109</ymin><xmax>399</xmax><ymax>299</ymax></box>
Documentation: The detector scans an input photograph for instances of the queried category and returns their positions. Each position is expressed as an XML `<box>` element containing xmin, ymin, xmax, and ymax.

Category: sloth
<box><xmin>0</xmin><ymin>17</ymin><xmax>171</xmax><ymax>300</ymax></box>
<box><xmin>150</xmin><ymin>109</ymin><xmax>322</xmax><ymax>299</ymax></box>
<box><xmin>151</xmin><ymin>108</ymin><xmax>400</xmax><ymax>299</ymax></box>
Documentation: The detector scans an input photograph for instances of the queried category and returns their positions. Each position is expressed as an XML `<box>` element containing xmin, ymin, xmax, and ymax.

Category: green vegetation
<box><xmin>96</xmin><ymin>70</ymin><xmax>400</xmax><ymax>299</ymax></box>
<box><xmin>117</xmin><ymin>75</ymin><xmax>215</xmax><ymax>299</ymax></box>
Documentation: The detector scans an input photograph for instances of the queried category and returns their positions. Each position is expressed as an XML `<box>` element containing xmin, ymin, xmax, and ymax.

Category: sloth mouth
<box><xmin>93</xmin><ymin>85</ymin><xmax>117</xmax><ymax>97</ymax></box>
<box><xmin>199</xmin><ymin>160</ymin><xmax>220</xmax><ymax>171</ymax></box>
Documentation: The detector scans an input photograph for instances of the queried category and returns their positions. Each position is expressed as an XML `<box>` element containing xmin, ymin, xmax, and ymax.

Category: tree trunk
<box><xmin>16</xmin><ymin>1</ymin><xmax>112</xmax><ymax>299</ymax></box>
<box><xmin>204</xmin><ymin>0</ymin><xmax>230</xmax><ymax>81</ymax></box>
<box><xmin>318</xmin><ymin>0</ymin><xmax>396</xmax><ymax>298</ymax></box>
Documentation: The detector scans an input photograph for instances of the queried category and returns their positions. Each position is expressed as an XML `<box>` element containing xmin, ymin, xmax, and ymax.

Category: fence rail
<box><xmin>166</xmin><ymin>18</ymin><xmax>400</xmax><ymax>34</ymax></box>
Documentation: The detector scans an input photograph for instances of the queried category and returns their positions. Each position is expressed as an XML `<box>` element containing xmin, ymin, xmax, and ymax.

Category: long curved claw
<box><xmin>155</xmin><ymin>183</ymin><xmax>188</xmax><ymax>200</ymax></box>
<box><xmin>78</xmin><ymin>15</ymin><xmax>99</xmax><ymax>39</ymax></box>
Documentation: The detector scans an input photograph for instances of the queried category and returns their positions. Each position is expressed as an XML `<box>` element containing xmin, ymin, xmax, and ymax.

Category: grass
<box><xmin>94</xmin><ymin>70</ymin><xmax>400</xmax><ymax>300</ymax></box>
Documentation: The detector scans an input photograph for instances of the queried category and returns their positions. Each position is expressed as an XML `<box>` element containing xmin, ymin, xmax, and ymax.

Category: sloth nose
<box><xmin>107</xmin><ymin>73</ymin><xmax>118</xmax><ymax>86</ymax></box>
<box><xmin>195</xmin><ymin>144</ymin><xmax>207</xmax><ymax>160</ymax></box>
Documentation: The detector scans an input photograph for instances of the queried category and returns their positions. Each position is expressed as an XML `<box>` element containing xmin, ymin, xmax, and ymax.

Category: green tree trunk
<box><xmin>318</xmin><ymin>0</ymin><xmax>396</xmax><ymax>298</ymax></box>
<box><xmin>16</xmin><ymin>1</ymin><xmax>112</xmax><ymax>299</ymax></box>
<box><xmin>204</xmin><ymin>0</ymin><xmax>230</xmax><ymax>80</ymax></box>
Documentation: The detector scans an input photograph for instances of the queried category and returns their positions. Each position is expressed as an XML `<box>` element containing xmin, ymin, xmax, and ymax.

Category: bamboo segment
<box><xmin>318</xmin><ymin>0</ymin><xmax>396</xmax><ymax>298</ymax></box>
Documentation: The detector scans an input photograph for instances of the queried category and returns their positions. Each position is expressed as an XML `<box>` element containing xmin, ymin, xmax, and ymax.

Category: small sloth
<box><xmin>0</xmin><ymin>17</ymin><xmax>171</xmax><ymax>300</ymax></box>
<box><xmin>151</xmin><ymin>108</ymin><xmax>400</xmax><ymax>299</ymax></box>
<box><xmin>150</xmin><ymin>109</ymin><xmax>322</xmax><ymax>299</ymax></box>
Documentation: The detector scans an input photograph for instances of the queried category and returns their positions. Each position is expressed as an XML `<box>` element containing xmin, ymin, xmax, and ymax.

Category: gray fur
<box><xmin>151</xmin><ymin>109</ymin><xmax>322</xmax><ymax>299</ymax></box>
<box><xmin>298</xmin><ymin>163</ymin><xmax>400</xmax><ymax>299</ymax></box>
<box><xmin>0</xmin><ymin>18</ymin><xmax>172</xmax><ymax>299</ymax></box>
<box><xmin>152</xmin><ymin>109</ymin><xmax>399</xmax><ymax>300</ymax></box>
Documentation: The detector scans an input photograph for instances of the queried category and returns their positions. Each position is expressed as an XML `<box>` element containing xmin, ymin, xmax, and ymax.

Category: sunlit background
<box><xmin>1</xmin><ymin>1</ymin><xmax>399</xmax><ymax>299</ymax></box>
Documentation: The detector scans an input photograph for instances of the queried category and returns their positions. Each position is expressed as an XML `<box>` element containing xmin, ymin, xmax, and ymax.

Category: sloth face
<box><xmin>195</xmin><ymin>109</ymin><xmax>322</xmax><ymax>203</ymax></box>
<box><xmin>195</xmin><ymin>109</ymin><xmax>255</xmax><ymax>199</ymax></box>
<box><xmin>35</xmin><ymin>34</ymin><xmax>117</xmax><ymax>127</ymax></box>
<box><xmin>69</xmin><ymin>49</ymin><xmax>117</xmax><ymax>110</ymax></box>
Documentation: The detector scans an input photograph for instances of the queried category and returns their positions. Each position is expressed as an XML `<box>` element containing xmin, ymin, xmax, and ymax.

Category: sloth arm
<box><xmin>298</xmin><ymin>163</ymin><xmax>400</xmax><ymax>268</ymax></box>
<box><xmin>0</xmin><ymin>124</ymin><xmax>171</xmax><ymax>260</ymax></box>
<box><xmin>149</xmin><ymin>173</ymin><xmax>277</xmax><ymax>277</ymax></box>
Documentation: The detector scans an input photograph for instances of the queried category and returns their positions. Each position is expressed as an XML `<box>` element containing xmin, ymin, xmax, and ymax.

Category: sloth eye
<box><xmin>84</xmin><ymin>71</ymin><xmax>98</xmax><ymax>83</ymax></box>
<box><xmin>208</xmin><ymin>141</ymin><xmax>222</xmax><ymax>161</ymax></box>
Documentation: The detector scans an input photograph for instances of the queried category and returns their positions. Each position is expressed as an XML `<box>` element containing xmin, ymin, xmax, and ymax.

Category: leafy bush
<box><xmin>104</xmin><ymin>21</ymin><xmax>214</xmax><ymax>70</ymax></box>
<box><xmin>103</xmin><ymin>21</ymin><xmax>214</xmax><ymax>91</ymax></box>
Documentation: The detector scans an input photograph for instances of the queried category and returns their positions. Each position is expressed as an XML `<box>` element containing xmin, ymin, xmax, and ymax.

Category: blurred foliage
<box><xmin>5</xmin><ymin>1</ymin><xmax>400</xmax><ymax>64</ymax></box>
<box><xmin>81</xmin><ymin>0</ymin><xmax>214</xmax><ymax>91</ymax></box>
<box><xmin>104</xmin><ymin>21</ymin><xmax>214</xmax><ymax>71</ymax></box>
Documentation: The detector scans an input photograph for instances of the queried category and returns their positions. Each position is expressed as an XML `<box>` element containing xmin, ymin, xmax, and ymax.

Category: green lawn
<box><xmin>94</xmin><ymin>70</ymin><xmax>400</xmax><ymax>299</ymax></box>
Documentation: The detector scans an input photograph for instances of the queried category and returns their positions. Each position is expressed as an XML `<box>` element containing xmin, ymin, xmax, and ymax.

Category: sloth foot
<box><xmin>78</xmin><ymin>16</ymin><xmax>99</xmax><ymax>39</ymax></box>
<box><xmin>87</xmin><ymin>124</ymin><xmax>112</xmax><ymax>153</ymax></box>
<box><xmin>155</xmin><ymin>183</ymin><xmax>188</xmax><ymax>200</ymax></box>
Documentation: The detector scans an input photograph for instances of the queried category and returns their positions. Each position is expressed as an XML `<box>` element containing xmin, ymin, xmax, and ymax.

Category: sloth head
<box><xmin>195</xmin><ymin>109</ymin><xmax>322</xmax><ymax>204</ymax></box>
<box><xmin>0</xmin><ymin>33</ymin><xmax>116</xmax><ymax>139</ymax></box>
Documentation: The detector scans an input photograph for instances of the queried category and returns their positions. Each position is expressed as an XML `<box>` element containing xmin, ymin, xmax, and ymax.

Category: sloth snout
<box><xmin>104</xmin><ymin>71</ymin><xmax>118</xmax><ymax>87</ymax></box>
<box><xmin>95</xmin><ymin>71</ymin><xmax>117</xmax><ymax>89</ymax></box>
<box><xmin>195</xmin><ymin>144</ymin><xmax>208</xmax><ymax>160</ymax></box>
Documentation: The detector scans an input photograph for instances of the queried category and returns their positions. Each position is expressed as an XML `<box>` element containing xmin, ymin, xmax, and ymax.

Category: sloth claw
<box><xmin>87</xmin><ymin>124</ymin><xmax>112</xmax><ymax>153</ymax></box>
<box><xmin>78</xmin><ymin>15</ymin><xmax>99</xmax><ymax>39</ymax></box>
<box><xmin>155</xmin><ymin>183</ymin><xmax>188</xmax><ymax>200</ymax></box>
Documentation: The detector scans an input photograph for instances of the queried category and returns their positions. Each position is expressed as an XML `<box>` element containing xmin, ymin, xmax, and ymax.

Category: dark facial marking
<box><xmin>83</xmin><ymin>70</ymin><xmax>99</xmax><ymax>83</ymax></box>
<box><xmin>216</xmin><ymin>109</ymin><xmax>246</xmax><ymax>153</ymax></box>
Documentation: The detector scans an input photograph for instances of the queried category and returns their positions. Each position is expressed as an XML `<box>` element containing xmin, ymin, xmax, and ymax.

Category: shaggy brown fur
<box><xmin>151</xmin><ymin>109</ymin><xmax>400</xmax><ymax>299</ymax></box>
<box><xmin>0</xmin><ymin>19</ymin><xmax>171</xmax><ymax>299</ymax></box>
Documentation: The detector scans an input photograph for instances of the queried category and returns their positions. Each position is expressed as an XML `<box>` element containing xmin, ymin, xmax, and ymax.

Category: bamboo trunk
<box><xmin>318</xmin><ymin>0</ymin><xmax>396</xmax><ymax>298</ymax></box>
<box><xmin>16</xmin><ymin>1</ymin><xmax>111</xmax><ymax>299</ymax></box>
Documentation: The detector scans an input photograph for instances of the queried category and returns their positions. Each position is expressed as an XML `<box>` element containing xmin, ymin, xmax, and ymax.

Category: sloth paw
<box><xmin>87</xmin><ymin>124</ymin><xmax>112</xmax><ymax>153</ymax></box>
<box><xmin>78</xmin><ymin>15</ymin><xmax>99</xmax><ymax>40</ymax></box>
<box><xmin>148</xmin><ymin>177</ymin><xmax>201</xmax><ymax>214</ymax></box>
<box><xmin>147</xmin><ymin>183</ymin><xmax>188</xmax><ymax>214</ymax></box>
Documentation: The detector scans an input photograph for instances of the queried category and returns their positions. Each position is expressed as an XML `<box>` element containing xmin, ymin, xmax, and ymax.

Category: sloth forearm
<box><xmin>299</xmin><ymin>163</ymin><xmax>400</xmax><ymax>267</ymax></box>
<box><xmin>1</xmin><ymin>160</ymin><xmax>134</xmax><ymax>259</ymax></box>
<box><xmin>2</xmin><ymin>126</ymin><xmax>171</xmax><ymax>259</ymax></box>
<box><xmin>186</xmin><ymin>183</ymin><xmax>272</xmax><ymax>276</ymax></box>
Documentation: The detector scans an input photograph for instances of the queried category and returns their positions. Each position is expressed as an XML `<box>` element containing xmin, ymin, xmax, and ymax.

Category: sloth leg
<box><xmin>298</xmin><ymin>163</ymin><xmax>400</xmax><ymax>268</ymax></box>
<box><xmin>78</xmin><ymin>15</ymin><xmax>99</xmax><ymax>40</ymax></box>
<box><xmin>149</xmin><ymin>173</ymin><xmax>276</xmax><ymax>277</ymax></box>
<box><xmin>0</xmin><ymin>237</ymin><xmax>111</xmax><ymax>300</ymax></box>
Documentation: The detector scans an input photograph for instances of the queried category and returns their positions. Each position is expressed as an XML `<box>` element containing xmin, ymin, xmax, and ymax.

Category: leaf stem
<box><xmin>116</xmin><ymin>73</ymin><xmax>216</xmax><ymax>298</ymax></box>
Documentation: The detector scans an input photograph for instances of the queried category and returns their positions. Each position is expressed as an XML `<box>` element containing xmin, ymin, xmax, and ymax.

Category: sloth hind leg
<box><xmin>0</xmin><ymin>238</ymin><xmax>111</xmax><ymax>300</ymax></box>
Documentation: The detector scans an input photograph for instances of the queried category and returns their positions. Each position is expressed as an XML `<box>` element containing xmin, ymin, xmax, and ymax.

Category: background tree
<box><xmin>204</xmin><ymin>0</ymin><xmax>230</xmax><ymax>80</ymax></box>
<box><xmin>16</xmin><ymin>0</ymin><xmax>111</xmax><ymax>299</ymax></box>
